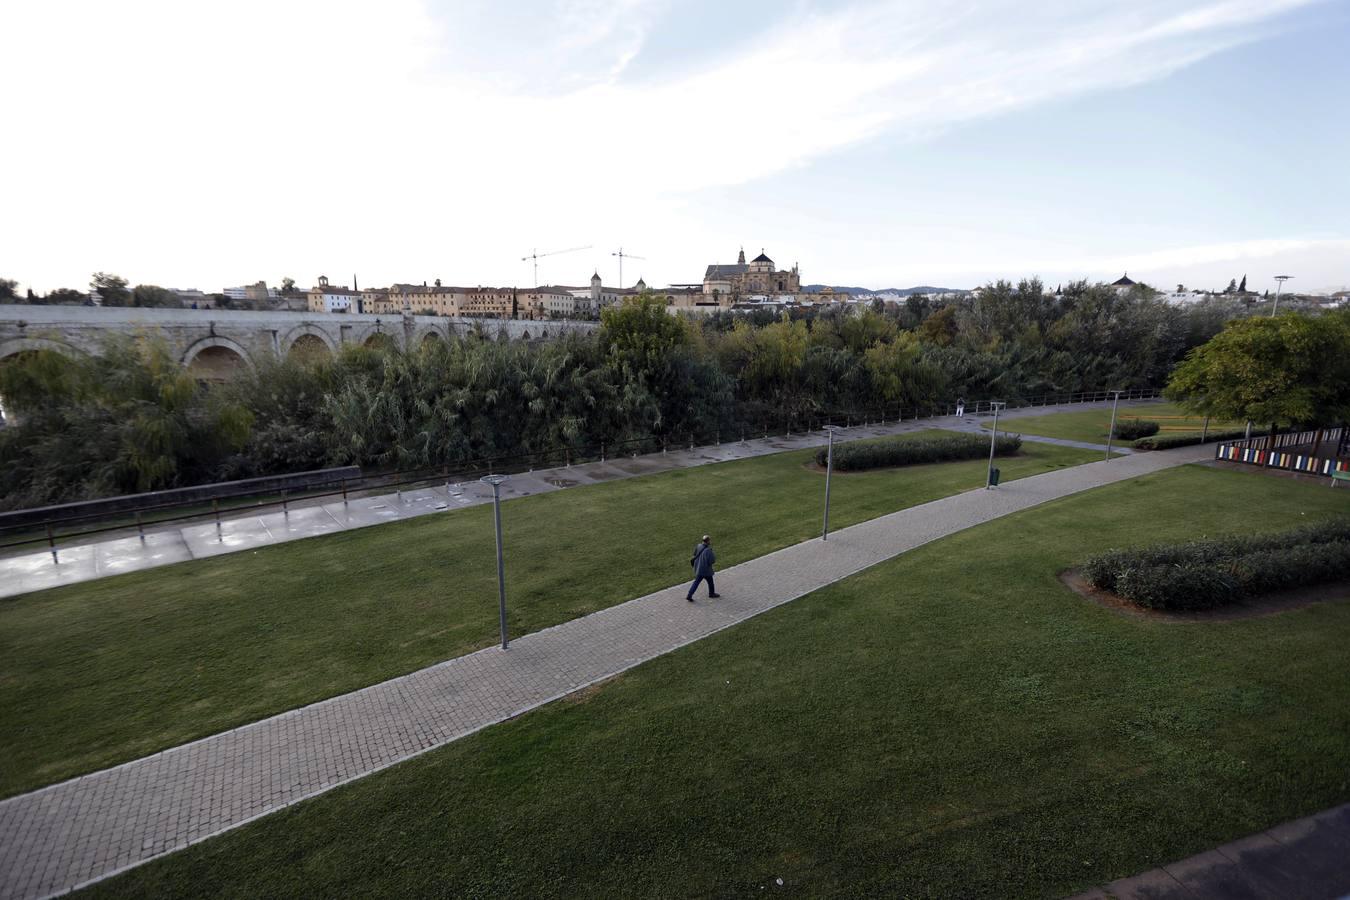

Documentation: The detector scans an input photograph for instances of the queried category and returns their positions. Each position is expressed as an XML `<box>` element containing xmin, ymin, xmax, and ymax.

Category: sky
<box><xmin>2</xmin><ymin>0</ymin><xmax>1348</xmax><ymax>296</ymax></box>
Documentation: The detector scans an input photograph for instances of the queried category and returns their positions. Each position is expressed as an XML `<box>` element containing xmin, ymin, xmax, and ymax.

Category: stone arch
<box><xmin>412</xmin><ymin>323</ymin><xmax>450</xmax><ymax>347</ymax></box>
<box><xmin>0</xmin><ymin>338</ymin><xmax>83</xmax><ymax>425</ymax></box>
<box><xmin>288</xmin><ymin>333</ymin><xmax>331</xmax><ymax>361</ymax></box>
<box><xmin>181</xmin><ymin>335</ymin><xmax>253</xmax><ymax>380</ymax></box>
<box><xmin>0</xmin><ymin>336</ymin><xmax>82</xmax><ymax>360</ymax></box>
<box><xmin>281</xmin><ymin>324</ymin><xmax>338</xmax><ymax>360</ymax></box>
<box><xmin>363</xmin><ymin>331</ymin><xmax>397</xmax><ymax>351</ymax></box>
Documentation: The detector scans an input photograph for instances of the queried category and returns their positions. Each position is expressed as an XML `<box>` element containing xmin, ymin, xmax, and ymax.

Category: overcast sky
<box><xmin>3</xmin><ymin>0</ymin><xmax>1348</xmax><ymax>296</ymax></box>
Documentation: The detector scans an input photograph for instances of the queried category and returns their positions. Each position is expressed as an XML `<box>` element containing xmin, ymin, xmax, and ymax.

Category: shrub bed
<box><xmin>1133</xmin><ymin>428</ymin><xmax>1247</xmax><ymax>450</ymax></box>
<box><xmin>1080</xmin><ymin>519</ymin><xmax>1350</xmax><ymax>610</ymax></box>
<box><xmin>1111</xmin><ymin>419</ymin><xmax>1159</xmax><ymax>440</ymax></box>
<box><xmin>816</xmin><ymin>431</ymin><xmax>1022</xmax><ymax>471</ymax></box>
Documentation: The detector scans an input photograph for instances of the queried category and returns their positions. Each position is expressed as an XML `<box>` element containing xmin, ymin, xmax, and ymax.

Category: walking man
<box><xmin>687</xmin><ymin>534</ymin><xmax>720</xmax><ymax>601</ymax></box>
<box><xmin>955</xmin><ymin>397</ymin><xmax>966</xmax><ymax>418</ymax></box>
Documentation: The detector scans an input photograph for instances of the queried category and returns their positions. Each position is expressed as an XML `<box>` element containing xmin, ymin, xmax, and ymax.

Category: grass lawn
<box><xmin>0</xmin><ymin>434</ymin><xmax>1095</xmax><ymax>798</ymax></box>
<box><xmin>80</xmin><ymin>465</ymin><xmax>1350</xmax><ymax>899</ymax></box>
<box><xmin>989</xmin><ymin>401</ymin><xmax>1242</xmax><ymax>446</ymax></box>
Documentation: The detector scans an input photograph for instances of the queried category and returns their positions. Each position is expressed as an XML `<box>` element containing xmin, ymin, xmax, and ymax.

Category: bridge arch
<box><xmin>0</xmin><ymin>336</ymin><xmax>82</xmax><ymax>360</ymax></box>
<box><xmin>281</xmin><ymin>324</ymin><xmax>338</xmax><ymax>360</ymax></box>
<box><xmin>181</xmin><ymin>335</ymin><xmax>253</xmax><ymax>380</ymax></box>
<box><xmin>412</xmin><ymin>323</ymin><xmax>450</xmax><ymax>347</ymax></box>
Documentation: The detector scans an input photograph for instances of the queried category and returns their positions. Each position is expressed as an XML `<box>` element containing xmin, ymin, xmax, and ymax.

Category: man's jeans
<box><xmin>687</xmin><ymin>574</ymin><xmax>715</xmax><ymax>598</ymax></box>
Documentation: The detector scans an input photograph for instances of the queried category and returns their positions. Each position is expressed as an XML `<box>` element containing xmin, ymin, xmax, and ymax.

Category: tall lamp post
<box><xmin>1104</xmin><ymin>389</ymin><xmax>1124</xmax><ymax>460</ymax></box>
<box><xmin>821</xmin><ymin>425</ymin><xmax>841</xmax><ymax>540</ymax></box>
<box><xmin>986</xmin><ymin>402</ymin><xmax>1006</xmax><ymax>489</ymax></box>
<box><xmin>1271</xmin><ymin>275</ymin><xmax>1292</xmax><ymax>316</ymax></box>
<box><xmin>480</xmin><ymin>474</ymin><xmax>511</xmax><ymax>650</ymax></box>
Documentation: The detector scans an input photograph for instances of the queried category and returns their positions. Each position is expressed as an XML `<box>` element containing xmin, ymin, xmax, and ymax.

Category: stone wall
<box><xmin>0</xmin><ymin>305</ymin><xmax>598</xmax><ymax>376</ymax></box>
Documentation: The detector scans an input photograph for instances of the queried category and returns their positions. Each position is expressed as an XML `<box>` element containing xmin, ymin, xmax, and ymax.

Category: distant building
<box><xmin>565</xmin><ymin>272</ymin><xmax>638</xmax><ymax>317</ymax></box>
<box><xmin>519</xmin><ymin>287</ymin><xmax>576</xmax><ymax>319</ymax></box>
<box><xmin>703</xmin><ymin>248</ymin><xmax>801</xmax><ymax>303</ymax></box>
<box><xmin>306</xmin><ymin>275</ymin><xmax>363</xmax><ymax>313</ymax></box>
<box><xmin>223</xmin><ymin>281</ymin><xmax>279</xmax><ymax>303</ymax></box>
<box><xmin>172</xmin><ymin>288</ymin><xmax>212</xmax><ymax>308</ymax></box>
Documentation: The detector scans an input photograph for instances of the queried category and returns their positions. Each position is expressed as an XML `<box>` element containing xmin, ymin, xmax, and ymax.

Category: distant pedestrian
<box><xmin>955</xmin><ymin>398</ymin><xmax>966</xmax><ymax>418</ymax></box>
<box><xmin>687</xmin><ymin>534</ymin><xmax>720</xmax><ymax>601</ymax></box>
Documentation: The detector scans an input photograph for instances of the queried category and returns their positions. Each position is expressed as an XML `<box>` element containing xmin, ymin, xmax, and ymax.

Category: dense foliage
<box><xmin>1080</xmin><ymin>519</ymin><xmax>1350</xmax><ymax>610</ymax></box>
<box><xmin>1110</xmin><ymin>419</ymin><xmax>1159</xmax><ymax>440</ymax></box>
<box><xmin>1</xmin><ymin>282</ymin><xmax>1254</xmax><ymax>508</ymax></box>
<box><xmin>817</xmin><ymin>432</ymin><xmax>1021</xmax><ymax>471</ymax></box>
<box><xmin>1132</xmin><ymin>428</ymin><xmax>1248</xmax><ymax>451</ymax></box>
<box><xmin>1166</xmin><ymin>309</ymin><xmax>1350</xmax><ymax>437</ymax></box>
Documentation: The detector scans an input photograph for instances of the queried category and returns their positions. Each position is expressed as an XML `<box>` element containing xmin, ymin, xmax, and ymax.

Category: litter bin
<box><xmin>988</xmin><ymin>467</ymin><xmax>1001</xmax><ymax>487</ymax></box>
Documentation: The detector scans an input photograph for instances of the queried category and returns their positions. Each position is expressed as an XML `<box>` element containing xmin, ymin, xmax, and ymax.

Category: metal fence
<box><xmin>0</xmin><ymin>387</ymin><xmax>1164</xmax><ymax>556</ymax></box>
<box><xmin>1214</xmin><ymin>426</ymin><xmax>1348</xmax><ymax>477</ymax></box>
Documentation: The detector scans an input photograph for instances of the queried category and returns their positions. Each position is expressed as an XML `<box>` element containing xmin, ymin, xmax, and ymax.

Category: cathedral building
<box><xmin>702</xmin><ymin>248</ymin><xmax>801</xmax><ymax>301</ymax></box>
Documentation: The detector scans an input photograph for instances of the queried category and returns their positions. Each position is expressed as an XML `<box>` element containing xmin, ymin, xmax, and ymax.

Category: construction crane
<box><xmin>611</xmin><ymin>247</ymin><xmax>647</xmax><ymax>290</ymax></box>
<box><xmin>521</xmin><ymin>245</ymin><xmax>592</xmax><ymax>286</ymax></box>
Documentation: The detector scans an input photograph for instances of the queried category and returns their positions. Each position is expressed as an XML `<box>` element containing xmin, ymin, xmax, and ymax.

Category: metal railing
<box><xmin>0</xmin><ymin>387</ymin><xmax>1164</xmax><ymax>556</ymax></box>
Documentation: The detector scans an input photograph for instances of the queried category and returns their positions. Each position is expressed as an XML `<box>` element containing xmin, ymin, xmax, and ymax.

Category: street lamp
<box><xmin>1104</xmin><ymin>390</ymin><xmax>1124</xmax><ymax>460</ymax></box>
<box><xmin>480</xmin><ymin>474</ymin><xmax>511</xmax><ymax>650</ymax></box>
<box><xmin>986</xmin><ymin>402</ymin><xmax>1006</xmax><ymax>489</ymax></box>
<box><xmin>821</xmin><ymin>425</ymin><xmax>842</xmax><ymax>540</ymax></box>
<box><xmin>1272</xmin><ymin>275</ymin><xmax>1292</xmax><ymax>316</ymax></box>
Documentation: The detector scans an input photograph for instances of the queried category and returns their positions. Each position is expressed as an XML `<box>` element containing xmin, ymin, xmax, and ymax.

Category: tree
<box><xmin>1166</xmin><ymin>312</ymin><xmax>1350</xmax><ymax>451</ymax></box>
<box><xmin>0</xmin><ymin>278</ymin><xmax>17</xmax><ymax>301</ymax></box>
<box><xmin>131</xmin><ymin>284</ymin><xmax>183</xmax><ymax>308</ymax></box>
<box><xmin>1238</xmin><ymin>274</ymin><xmax>1247</xmax><ymax>293</ymax></box>
<box><xmin>280</xmin><ymin>277</ymin><xmax>296</xmax><ymax>295</ymax></box>
<box><xmin>91</xmin><ymin>272</ymin><xmax>130</xmax><ymax>306</ymax></box>
<box><xmin>1225</xmin><ymin>278</ymin><xmax>1238</xmax><ymax>294</ymax></box>
<box><xmin>918</xmin><ymin>305</ymin><xmax>958</xmax><ymax>346</ymax></box>
<box><xmin>46</xmin><ymin>288</ymin><xmax>88</xmax><ymax>305</ymax></box>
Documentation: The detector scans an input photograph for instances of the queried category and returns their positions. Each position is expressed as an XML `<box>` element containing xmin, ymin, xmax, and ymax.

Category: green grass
<box><xmin>0</xmin><ymin>434</ymin><xmax>1097</xmax><ymax>798</ymax></box>
<box><xmin>80</xmin><ymin>465</ymin><xmax>1350</xmax><ymax>899</ymax></box>
<box><xmin>989</xmin><ymin>402</ymin><xmax>1241</xmax><ymax>446</ymax></box>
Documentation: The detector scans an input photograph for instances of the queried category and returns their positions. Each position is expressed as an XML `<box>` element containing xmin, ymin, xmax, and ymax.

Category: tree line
<box><xmin>0</xmin><ymin>274</ymin><xmax>300</xmax><ymax>309</ymax></box>
<box><xmin>0</xmin><ymin>279</ymin><xmax>1279</xmax><ymax>509</ymax></box>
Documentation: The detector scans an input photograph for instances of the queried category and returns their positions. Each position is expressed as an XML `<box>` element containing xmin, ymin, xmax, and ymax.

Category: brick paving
<box><xmin>0</xmin><ymin>399</ymin><xmax>1145</xmax><ymax>600</ymax></box>
<box><xmin>0</xmin><ymin>443</ymin><xmax>1209</xmax><ymax>899</ymax></box>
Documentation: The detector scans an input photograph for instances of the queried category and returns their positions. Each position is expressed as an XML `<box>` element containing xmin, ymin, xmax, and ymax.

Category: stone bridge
<box><xmin>0</xmin><ymin>305</ymin><xmax>598</xmax><ymax>378</ymax></box>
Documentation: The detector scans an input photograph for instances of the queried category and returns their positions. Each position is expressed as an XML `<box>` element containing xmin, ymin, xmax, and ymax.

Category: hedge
<box><xmin>1132</xmin><ymin>428</ymin><xmax>1248</xmax><ymax>450</ymax></box>
<box><xmin>1080</xmin><ymin>519</ymin><xmax>1350</xmax><ymax>610</ymax></box>
<box><xmin>815</xmin><ymin>431</ymin><xmax>1022</xmax><ymax>472</ymax></box>
<box><xmin>1111</xmin><ymin>419</ymin><xmax>1159</xmax><ymax>440</ymax></box>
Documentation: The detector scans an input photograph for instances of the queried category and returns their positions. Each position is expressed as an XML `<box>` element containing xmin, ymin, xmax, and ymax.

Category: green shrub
<box><xmin>1080</xmin><ymin>519</ymin><xmax>1350</xmax><ymax>610</ymax></box>
<box><xmin>815</xmin><ymin>431</ymin><xmax>1022</xmax><ymax>471</ymax></box>
<box><xmin>1111</xmin><ymin>419</ymin><xmax>1159</xmax><ymax>440</ymax></box>
<box><xmin>1133</xmin><ymin>428</ymin><xmax>1247</xmax><ymax>450</ymax></box>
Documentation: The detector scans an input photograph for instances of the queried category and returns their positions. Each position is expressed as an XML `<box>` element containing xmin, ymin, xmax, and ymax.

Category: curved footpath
<box><xmin>0</xmin><ymin>399</ymin><xmax>1138</xmax><ymax>599</ymax></box>
<box><xmin>0</xmin><ymin>444</ymin><xmax>1217</xmax><ymax>899</ymax></box>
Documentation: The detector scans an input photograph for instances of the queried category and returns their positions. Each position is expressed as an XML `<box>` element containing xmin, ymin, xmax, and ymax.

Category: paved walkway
<box><xmin>0</xmin><ymin>442</ymin><xmax>1207</xmax><ymax>899</ymax></box>
<box><xmin>0</xmin><ymin>400</ymin><xmax>1144</xmax><ymax>599</ymax></box>
<box><xmin>1070</xmin><ymin>802</ymin><xmax>1350</xmax><ymax>899</ymax></box>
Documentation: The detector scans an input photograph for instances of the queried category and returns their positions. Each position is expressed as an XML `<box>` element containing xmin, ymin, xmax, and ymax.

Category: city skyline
<box><xmin>3</xmin><ymin>0</ymin><xmax>1348</xmax><ymax>296</ymax></box>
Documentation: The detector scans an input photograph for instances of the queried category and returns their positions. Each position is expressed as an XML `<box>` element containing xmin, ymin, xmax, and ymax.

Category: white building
<box><xmin>306</xmin><ymin>276</ymin><xmax>362</xmax><ymax>313</ymax></box>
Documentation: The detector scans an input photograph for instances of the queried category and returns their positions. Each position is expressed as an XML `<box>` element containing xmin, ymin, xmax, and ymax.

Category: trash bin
<box><xmin>989</xmin><ymin>467</ymin><xmax>1001</xmax><ymax>487</ymax></box>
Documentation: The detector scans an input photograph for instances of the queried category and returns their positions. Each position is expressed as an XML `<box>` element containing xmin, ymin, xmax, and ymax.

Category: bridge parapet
<box><xmin>0</xmin><ymin>305</ymin><xmax>597</xmax><ymax>373</ymax></box>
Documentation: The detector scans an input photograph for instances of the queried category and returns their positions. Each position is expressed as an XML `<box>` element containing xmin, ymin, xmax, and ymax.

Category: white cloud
<box><xmin>0</xmin><ymin>0</ymin><xmax>1335</xmax><ymax>293</ymax></box>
